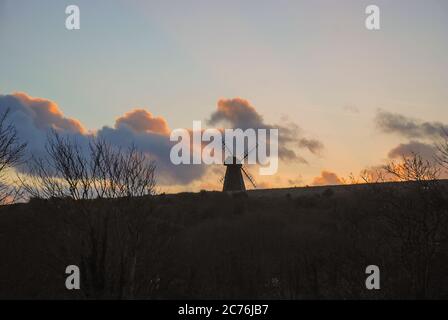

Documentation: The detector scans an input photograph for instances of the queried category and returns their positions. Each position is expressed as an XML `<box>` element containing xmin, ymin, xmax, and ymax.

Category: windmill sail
<box><xmin>241</xmin><ymin>166</ymin><xmax>257</xmax><ymax>188</ymax></box>
<box><xmin>222</xmin><ymin>141</ymin><xmax>234</xmax><ymax>163</ymax></box>
<box><xmin>242</xmin><ymin>143</ymin><xmax>258</xmax><ymax>161</ymax></box>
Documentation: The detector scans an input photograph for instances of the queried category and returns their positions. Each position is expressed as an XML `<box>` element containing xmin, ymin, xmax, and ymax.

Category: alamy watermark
<box><xmin>65</xmin><ymin>5</ymin><xmax>80</xmax><ymax>30</ymax></box>
<box><xmin>169</xmin><ymin>121</ymin><xmax>279</xmax><ymax>175</ymax></box>
<box><xmin>64</xmin><ymin>4</ymin><xmax>379</xmax><ymax>31</ymax></box>
<box><xmin>365</xmin><ymin>5</ymin><xmax>381</xmax><ymax>30</ymax></box>
<box><xmin>365</xmin><ymin>265</ymin><xmax>380</xmax><ymax>290</ymax></box>
<box><xmin>65</xmin><ymin>265</ymin><xmax>80</xmax><ymax>290</ymax></box>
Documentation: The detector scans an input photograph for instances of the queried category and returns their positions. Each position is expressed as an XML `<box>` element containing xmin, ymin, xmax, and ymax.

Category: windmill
<box><xmin>220</xmin><ymin>142</ymin><xmax>257</xmax><ymax>192</ymax></box>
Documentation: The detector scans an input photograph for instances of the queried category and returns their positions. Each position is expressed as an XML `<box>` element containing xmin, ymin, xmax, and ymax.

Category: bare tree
<box><xmin>89</xmin><ymin>139</ymin><xmax>157</xmax><ymax>199</ymax></box>
<box><xmin>20</xmin><ymin>131</ymin><xmax>156</xmax><ymax>200</ymax></box>
<box><xmin>18</xmin><ymin>130</ymin><xmax>158</xmax><ymax>298</ymax></box>
<box><xmin>380</xmin><ymin>153</ymin><xmax>447</xmax><ymax>298</ymax></box>
<box><xmin>359</xmin><ymin>167</ymin><xmax>388</xmax><ymax>184</ymax></box>
<box><xmin>435</xmin><ymin>129</ymin><xmax>448</xmax><ymax>172</ymax></box>
<box><xmin>0</xmin><ymin>109</ymin><xmax>26</xmax><ymax>204</ymax></box>
<box><xmin>384</xmin><ymin>152</ymin><xmax>440</xmax><ymax>183</ymax></box>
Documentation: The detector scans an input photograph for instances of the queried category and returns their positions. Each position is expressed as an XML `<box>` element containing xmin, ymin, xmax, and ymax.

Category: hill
<box><xmin>1</xmin><ymin>180</ymin><xmax>448</xmax><ymax>299</ymax></box>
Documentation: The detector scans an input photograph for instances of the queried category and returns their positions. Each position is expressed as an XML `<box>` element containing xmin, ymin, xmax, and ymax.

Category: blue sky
<box><xmin>1</xmin><ymin>0</ymin><xmax>447</xmax><ymax>190</ymax></box>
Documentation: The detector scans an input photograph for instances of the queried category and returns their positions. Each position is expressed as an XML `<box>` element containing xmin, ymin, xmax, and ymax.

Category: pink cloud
<box><xmin>115</xmin><ymin>109</ymin><xmax>170</xmax><ymax>135</ymax></box>
<box><xmin>311</xmin><ymin>170</ymin><xmax>343</xmax><ymax>186</ymax></box>
<box><xmin>12</xmin><ymin>92</ymin><xmax>86</xmax><ymax>134</ymax></box>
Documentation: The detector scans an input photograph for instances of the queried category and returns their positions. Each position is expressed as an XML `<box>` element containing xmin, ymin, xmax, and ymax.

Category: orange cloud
<box><xmin>209</xmin><ymin>97</ymin><xmax>264</xmax><ymax>130</ymax></box>
<box><xmin>256</xmin><ymin>181</ymin><xmax>274</xmax><ymax>189</ymax></box>
<box><xmin>115</xmin><ymin>109</ymin><xmax>170</xmax><ymax>135</ymax></box>
<box><xmin>12</xmin><ymin>92</ymin><xmax>86</xmax><ymax>134</ymax></box>
<box><xmin>311</xmin><ymin>170</ymin><xmax>343</xmax><ymax>186</ymax></box>
<box><xmin>208</xmin><ymin>97</ymin><xmax>319</xmax><ymax>163</ymax></box>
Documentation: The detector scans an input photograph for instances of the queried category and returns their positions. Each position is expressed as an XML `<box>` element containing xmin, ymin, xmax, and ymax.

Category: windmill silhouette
<box><xmin>220</xmin><ymin>142</ymin><xmax>257</xmax><ymax>192</ymax></box>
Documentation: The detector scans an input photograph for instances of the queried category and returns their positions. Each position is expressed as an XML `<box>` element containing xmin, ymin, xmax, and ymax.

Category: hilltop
<box><xmin>1</xmin><ymin>180</ymin><xmax>448</xmax><ymax>299</ymax></box>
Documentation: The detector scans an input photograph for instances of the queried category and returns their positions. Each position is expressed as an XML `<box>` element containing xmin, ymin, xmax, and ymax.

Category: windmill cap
<box><xmin>224</xmin><ymin>156</ymin><xmax>242</xmax><ymax>165</ymax></box>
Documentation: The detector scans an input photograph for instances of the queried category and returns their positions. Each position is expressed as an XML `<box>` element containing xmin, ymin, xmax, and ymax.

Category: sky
<box><xmin>1</xmin><ymin>0</ymin><xmax>448</xmax><ymax>192</ymax></box>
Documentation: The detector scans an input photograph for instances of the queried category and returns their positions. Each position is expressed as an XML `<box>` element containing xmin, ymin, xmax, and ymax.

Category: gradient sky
<box><xmin>1</xmin><ymin>0</ymin><xmax>447</xmax><ymax>192</ymax></box>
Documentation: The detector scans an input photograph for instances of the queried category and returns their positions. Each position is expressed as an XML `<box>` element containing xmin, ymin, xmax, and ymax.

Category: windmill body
<box><xmin>223</xmin><ymin>156</ymin><xmax>246</xmax><ymax>191</ymax></box>
<box><xmin>220</xmin><ymin>139</ymin><xmax>257</xmax><ymax>191</ymax></box>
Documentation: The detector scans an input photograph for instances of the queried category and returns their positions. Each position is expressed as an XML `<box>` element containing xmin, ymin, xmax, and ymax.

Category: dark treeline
<box><xmin>1</xmin><ymin>108</ymin><xmax>448</xmax><ymax>299</ymax></box>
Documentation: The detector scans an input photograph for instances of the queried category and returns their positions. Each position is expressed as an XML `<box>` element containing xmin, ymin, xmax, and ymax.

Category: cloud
<box><xmin>0</xmin><ymin>92</ymin><xmax>88</xmax><ymax>161</ymax></box>
<box><xmin>96</xmin><ymin>123</ymin><xmax>206</xmax><ymax>185</ymax></box>
<box><xmin>4</xmin><ymin>92</ymin><xmax>86</xmax><ymax>134</ymax></box>
<box><xmin>298</xmin><ymin>138</ymin><xmax>324</xmax><ymax>156</ymax></box>
<box><xmin>207</xmin><ymin>98</ymin><xmax>323</xmax><ymax>162</ymax></box>
<box><xmin>311</xmin><ymin>170</ymin><xmax>343</xmax><ymax>186</ymax></box>
<box><xmin>0</xmin><ymin>92</ymin><xmax>206</xmax><ymax>185</ymax></box>
<box><xmin>208</xmin><ymin>98</ymin><xmax>264</xmax><ymax>130</ymax></box>
<box><xmin>343</xmin><ymin>105</ymin><xmax>359</xmax><ymax>114</ymax></box>
<box><xmin>1</xmin><ymin>93</ymin><xmax>327</xmax><ymax>187</ymax></box>
<box><xmin>373</xmin><ymin>111</ymin><xmax>448</xmax><ymax>177</ymax></box>
<box><xmin>388</xmin><ymin>140</ymin><xmax>437</xmax><ymax>162</ymax></box>
<box><xmin>376</xmin><ymin>110</ymin><xmax>447</xmax><ymax>139</ymax></box>
<box><xmin>356</xmin><ymin>140</ymin><xmax>446</xmax><ymax>183</ymax></box>
<box><xmin>115</xmin><ymin>109</ymin><xmax>170</xmax><ymax>135</ymax></box>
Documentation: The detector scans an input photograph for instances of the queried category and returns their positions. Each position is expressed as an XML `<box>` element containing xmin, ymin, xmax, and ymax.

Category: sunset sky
<box><xmin>1</xmin><ymin>0</ymin><xmax>447</xmax><ymax>192</ymax></box>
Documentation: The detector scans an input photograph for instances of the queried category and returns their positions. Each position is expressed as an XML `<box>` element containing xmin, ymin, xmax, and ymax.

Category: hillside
<box><xmin>1</xmin><ymin>180</ymin><xmax>448</xmax><ymax>299</ymax></box>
